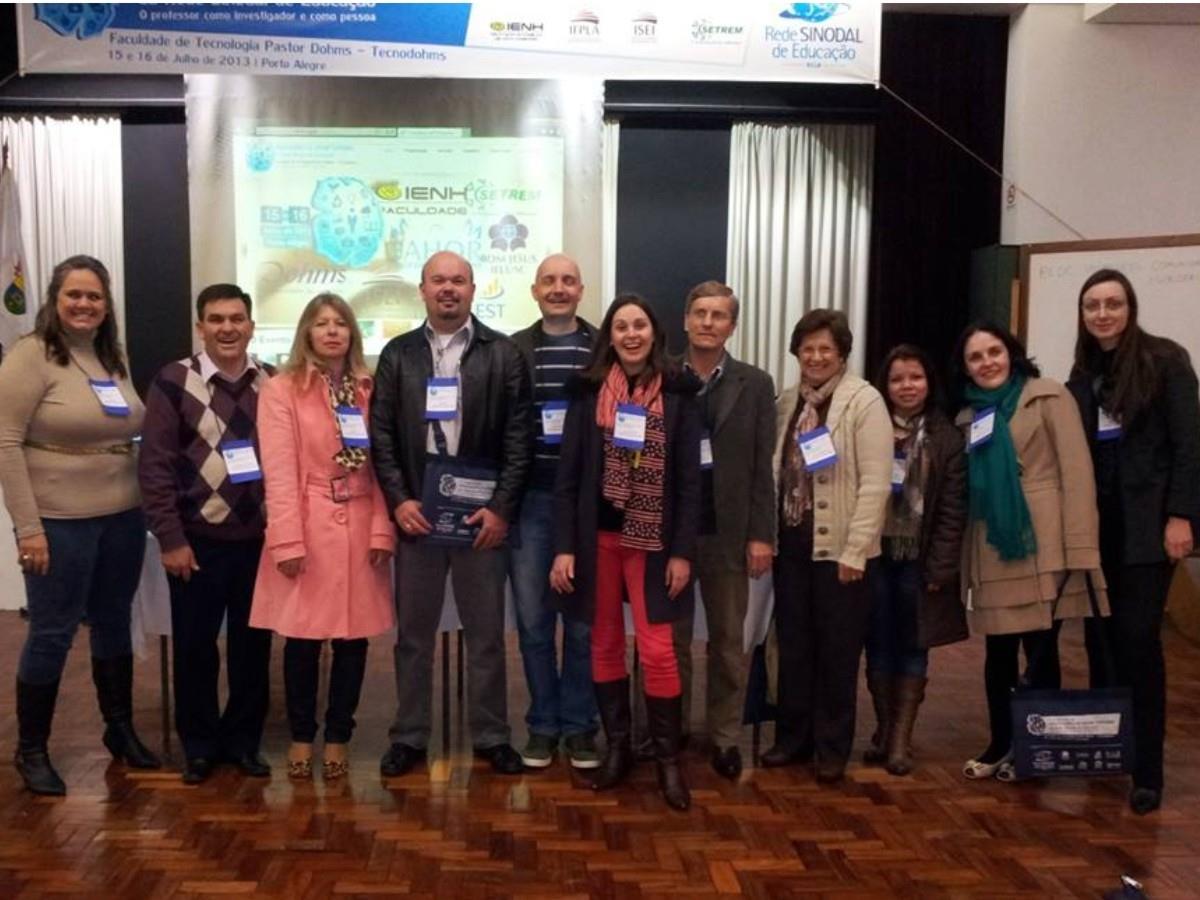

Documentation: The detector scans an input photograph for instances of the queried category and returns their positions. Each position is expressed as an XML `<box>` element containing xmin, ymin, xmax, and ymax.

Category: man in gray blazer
<box><xmin>676</xmin><ymin>280</ymin><xmax>777</xmax><ymax>778</ymax></box>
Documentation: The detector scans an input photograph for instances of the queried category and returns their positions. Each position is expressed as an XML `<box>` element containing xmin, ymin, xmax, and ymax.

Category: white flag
<box><xmin>0</xmin><ymin>163</ymin><xmax>33</xmax><ymax>356</ymax></box>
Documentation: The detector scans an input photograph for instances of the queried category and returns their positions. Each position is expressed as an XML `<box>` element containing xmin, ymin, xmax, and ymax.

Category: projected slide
<box><xmin>232</xmin><ymin>127</ymin><xmax>563</xmax><ymax>362</ymax></box>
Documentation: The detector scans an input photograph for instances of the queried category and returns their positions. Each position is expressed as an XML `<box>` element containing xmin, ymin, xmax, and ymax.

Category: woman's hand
<box><xmin>1164</xmin><ymin>516</ymin><xmax>1194</xmax><ymax>562</ymax></box>
<box><xmin>549</xmin><ymin>553</ymin><xmax>576</xmax><ymax>594</ymax></box>
<box><xmin>17</xmin><ymin>533</ymin><xmax>49</xmax><ymax>577</ymax></box>
<box><xmin>369</xmin><ymin>549</ymin><xmax>393</xmax><ymax>567</ymax></box>
<box><xmin>837</xmin><ymin>562</ymin><xmax>864</xmax><ymax>585</ymax></box>
<box><xmin>277</xmin><ymin>556</ymin><xmax>306</xmax><ymax>578</ymax></box>
<box><xmin>666</xmin><ymin>557</ymin><xmax>691</xmax><ymax>599</ymax></box>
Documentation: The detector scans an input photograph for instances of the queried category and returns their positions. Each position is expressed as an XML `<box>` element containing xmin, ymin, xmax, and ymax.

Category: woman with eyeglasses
<box><xmin>1067</xmin><ymin>269</ymin><xmax>1200</xmax><ymax>814</ymax></box>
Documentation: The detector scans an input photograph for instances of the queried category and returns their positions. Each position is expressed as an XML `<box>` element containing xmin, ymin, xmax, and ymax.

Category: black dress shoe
<box><xmin>711</xmin><ymin>746</ymin><xmax>743</xmax><ymax>780</ymax></box>
<box><xmin>815</xmin><ymin>759</ymin><xmax>846</xmax><ymax>784</ymax></box>
<box><xmin>759</xmin><ymin>743</ymin><xmax>811</xmax><ymax>768</ymax></box>
<box><xmin>182</xmin><ymin>757</ymin><xmax>215</xmax><ymax>785</ymax></box>
<box><xmin>229</xmin><ymin>751</ymin><xmax>271</xmax><ymax>778</ymax></box>
<box><xmin>380</xmin><ymin>743</ymin><xmax>426</xmax><ymax>777</ymax></box>
<box><xmin>475</xmin><ymin>743</ymin><xmax>524</xmax><ymax>774</ymax></box>
<box><xmin>1130</xmin><ymin>786</ymin><xmax>1162</xmax><ymax>815</ymax></box>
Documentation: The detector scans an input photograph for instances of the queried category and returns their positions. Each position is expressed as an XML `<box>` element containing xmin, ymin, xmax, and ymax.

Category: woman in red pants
<box><xmin>550</xmin><ymin>293</ymin><xmax>701</xmax><ymax>810</ymax></box>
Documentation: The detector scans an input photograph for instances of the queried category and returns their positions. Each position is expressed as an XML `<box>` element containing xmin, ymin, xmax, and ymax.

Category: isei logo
<box><xmin>780</xmin><ymin>3</ymin><xmax>848</xmax><ymax>21</ymax></box>
<box><xmin>632</xmin><ymin>12</ymin><xmax>657</xmax><ymax>42</ymax></box>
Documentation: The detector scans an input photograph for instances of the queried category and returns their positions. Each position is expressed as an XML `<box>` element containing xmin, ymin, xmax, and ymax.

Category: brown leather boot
<box><xmin>863</xmin><ymin>671</ymin><xmax>892</xmax><ymax>765</ymax></box>
<box><xmin>885</xmin><ymin>675</ymin><xmax>927</xmax><ymax>776</ymax></box>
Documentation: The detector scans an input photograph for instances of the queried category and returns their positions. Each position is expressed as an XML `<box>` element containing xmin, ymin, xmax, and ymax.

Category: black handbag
<box><xmin>1010</xmin><ymin>572</ymin><xmax>1134</xmax><ymax>779</ymax></box>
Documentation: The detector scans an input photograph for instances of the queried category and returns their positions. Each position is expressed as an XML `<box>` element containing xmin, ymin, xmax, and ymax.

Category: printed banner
<box><xmin>19</xmin><ymin>3</ymin><xmax>881</xmax><ymax>84</ymax></box>
<box><xmin>234</xmin><ymin>127</ymin><xmax>562</xmax><ymax>361</ymax></box>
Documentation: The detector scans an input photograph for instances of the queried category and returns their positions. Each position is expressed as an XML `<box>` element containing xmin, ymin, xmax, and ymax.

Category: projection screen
<box><xmin>186</xmin><ymin>75</ymin><xmax>604</xmax><ymax>363</ymax></box>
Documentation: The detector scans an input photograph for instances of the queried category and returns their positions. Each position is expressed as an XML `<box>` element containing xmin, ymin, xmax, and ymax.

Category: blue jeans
<box><xmin>19</xmin><ymin>508</ymin><xmax>145</xmax><ymax>684</ymax></box>
<box><xmin>866</xmin><ymin>557</ymin><xmax>929</xmax><ymax>678</ymax></box>
<box><xmin>507</xmin><ymin>489</ymin><xmax>596</xmax><ymax>737</ymax></box>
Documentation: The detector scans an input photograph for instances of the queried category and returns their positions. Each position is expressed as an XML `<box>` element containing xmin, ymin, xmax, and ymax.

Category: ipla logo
<box><xmin>570</xmin><ymin>9</ymin><xmax>600</xmax><ymax>40</ymax></box>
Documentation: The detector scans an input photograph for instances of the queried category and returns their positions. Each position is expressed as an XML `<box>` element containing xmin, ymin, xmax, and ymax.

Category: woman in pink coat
<box><xmin>250</xmin><ymin>293</ymin><xmax>395</xmax><ymax>780</ymax></box>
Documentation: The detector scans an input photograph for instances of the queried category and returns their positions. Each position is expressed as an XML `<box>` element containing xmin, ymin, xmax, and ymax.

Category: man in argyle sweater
<box><xmin>139</xmin><ymin>284</ymin><xmax>274</xmax><ymax>784</ymax></box>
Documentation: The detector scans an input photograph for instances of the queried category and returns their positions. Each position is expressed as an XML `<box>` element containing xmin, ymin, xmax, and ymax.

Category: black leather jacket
<box><xmin>368</xmin><ymin>315</ymin><xmax>534</xmax><ymax>523</ymax></box>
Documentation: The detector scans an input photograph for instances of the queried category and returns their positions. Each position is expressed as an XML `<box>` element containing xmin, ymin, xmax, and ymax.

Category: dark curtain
<box><xmin>866</xmin><ymin>13</ymin><xmax>1009</xmax><ymax>390</ymax></box>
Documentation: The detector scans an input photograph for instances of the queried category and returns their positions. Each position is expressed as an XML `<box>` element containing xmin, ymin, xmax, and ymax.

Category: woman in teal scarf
<box><xmin>951</xmin><ymin>323</ymin><xmax>1108</xmax><ymax>783</ymax></box>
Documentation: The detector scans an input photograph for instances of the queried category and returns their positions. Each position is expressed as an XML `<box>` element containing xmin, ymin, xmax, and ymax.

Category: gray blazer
<box><xmin>695</xmin><ymin>354</ymin><xmax>777</xmax><ymax>571</ymax></box>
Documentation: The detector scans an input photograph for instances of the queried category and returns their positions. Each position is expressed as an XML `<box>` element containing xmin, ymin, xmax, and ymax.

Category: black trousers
<box><xmin>983</xmin><ymin>625</ymin><xmax>1061</xmax><ymax>755</ymax></box>
<box><xmin>772</xmin><ymin>522</ymin><xmax>873</xmax><ymax>767</ymax></box>
<box><xmin>168</xmin><ymin>535</ymin><xmax>272</xmax><ymax>760</ymax></box>
<box><xmin>283</xmin><ymin>637</ymin><xmax>369</xmax><ymax>744</ymax></box>
<box><xmin>1085</xmin><ymin>561</ymin><xmax>1172</xmax><ymax>791</ymax></box>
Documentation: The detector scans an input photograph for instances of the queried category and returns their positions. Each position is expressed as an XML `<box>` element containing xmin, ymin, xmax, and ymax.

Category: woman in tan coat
<box><xmin>951</xmin><ymin>323</ymin><xmax>1107</xmax><ymax>782</ymax></box>
<box><xmin>760</xmin><ymin>309</ymin><xmax>892</xmax><ymax>782</ymax></box>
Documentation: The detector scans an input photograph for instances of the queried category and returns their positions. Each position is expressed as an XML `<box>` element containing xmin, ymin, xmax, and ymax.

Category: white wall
<box><xmin>1002</xmin><ymin>4</ymin><xmax>1200</xmax><ymax>244</ymax></box>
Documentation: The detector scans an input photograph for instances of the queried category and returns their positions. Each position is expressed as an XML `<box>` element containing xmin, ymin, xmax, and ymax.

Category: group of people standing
<box><xmin>0</xmin><ymin>252</ymin><xmax>1194</xmax><ymax>818</ymax></box>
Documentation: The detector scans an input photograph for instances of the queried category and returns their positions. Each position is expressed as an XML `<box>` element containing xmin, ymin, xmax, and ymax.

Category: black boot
<box><xmin>92</xmin><ymin>656</ymin><xmax>161</xmax><ymax>769</ymax></box>
<box><xmin>863</xmin><ymin>671</ymin><xmax>892</xmax><ymax>765</ymax></box>
<box><xmin>646</xmin><ymin>694</ymin><xmax>690</xmax><ymax>811</ymax></box>
<box><xmin>591</xmin><ymin>678</ymin><xmax>633</xmax><ymax>791</ymax></box>
<box><xmin>15</xmin><ymin>678</ymin><xmax>66</xmax><ymax>796</ymax></box>
<box><xmin>885</xmin><ymin>675</ymin><xmax>927</xmax><ymax>776</ymax></box>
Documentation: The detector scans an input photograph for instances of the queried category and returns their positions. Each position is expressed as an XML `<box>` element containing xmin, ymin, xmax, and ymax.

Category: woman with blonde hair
<box><xmin>250</xmin><ymin>293</ymin><xmax>395</xmax><ymax>779</ymax></box>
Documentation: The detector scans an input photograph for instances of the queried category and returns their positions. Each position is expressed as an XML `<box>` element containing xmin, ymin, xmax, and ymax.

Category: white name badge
<box><xmin>336</xmin><ymin>405</ymin><xmax>369</xmax><ymax>448</ymax></box>
<box><xmin>613</xmin><ymin>403</ymin><xmax>647</xmax><ymax>450</ymax></box>
<box><xmin>89</xmin><ymin>379</ymin><xmax>131</xmax><ymax>417</ymax></box>
<box><xmin>798</xmin><ymin>426</ymin><xmax>838</xmax><ymax>471</ymax></box>
<box><xmin>425</xmin><ymin>377</ymin><xmax>459</xmax><ymax>420</ymax></box>
<box><xmin>540</xmin><ymin>400</ymin><xmax>569</xmax><ymax>445</ymax></box>
<box><xmin>969</xmin><ymin>407</ymin><xmax>996</xmax><ymax>451</ymax></box>
<box><xmin>892</xmin><ymin>452</ymin><xmax>908</xmax><ymax>493</ymax></box>
<box><xmin>700</xmin><ymin>432</ymin><xmax>714</xmax><ymax>470</ymax></box>
<box><xmin>1097</xmin><ymin>407</ymin><xmax>1122</xmax><ymax>442</ymax></box>
<box><xmin>220</xmin><ymin>440</ymin><xmax>263</xmax><ymax>484</ymax></box>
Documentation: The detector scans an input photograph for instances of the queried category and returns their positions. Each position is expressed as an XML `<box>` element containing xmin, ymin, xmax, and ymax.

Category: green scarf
<box><xmin>964</xmin><ymin>376</ymin><xmax>1037</xmax><ymax>561</ymax></box>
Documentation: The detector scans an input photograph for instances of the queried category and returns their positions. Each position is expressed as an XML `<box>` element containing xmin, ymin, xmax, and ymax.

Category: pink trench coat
<box><xmin>250</xmin><ymin>368</ymin><xmax>395</xmax><ymax>640</ymax></box>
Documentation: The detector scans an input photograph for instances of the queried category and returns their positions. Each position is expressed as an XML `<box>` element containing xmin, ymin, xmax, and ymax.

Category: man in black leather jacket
<box><xmin>369</xmin><ymin>251</ymin><xmax>534</xmax><ymax>776</ymax></box>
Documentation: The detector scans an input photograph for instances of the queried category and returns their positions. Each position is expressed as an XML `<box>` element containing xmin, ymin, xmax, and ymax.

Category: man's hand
<box><xmin>395</xmin><ymin>499</ymin><xmax>432</xmax><ymax>537</ymax></box>
<box><xmin>550</xmin><ymin>553</ymin><xmax>576</xmax><ymax>594</ymax></box>
<box><xmin>1165</xmin><ymin>516</ymin><xmax>1194</xmax><ymax>561</ymax></box>
<box><xmin>277</xmin><ymin>556</ymin><xmax>306</xmax><ymax>578</ymax></box>
<box><xmin>162</xmin><ymin>544</ymin><xmax>200</xmax><ymax>582</ymax></box>
<box><xmin>746</xmin><ymin>540</ymin><xmax>773</xmax><ymax>579</ymax></box>
<box><xmin>16</xmin><ymin>533</ymin><xmax>50</xmax><ymax>577</ymax></box>
<box><xmin>837</xmin><ymin>562</ymin><xmax>864</xmax><ymax>585</ymax></box>
<box><xmin>666</xmin><ymin>556</ymin><xmax>691</xmax><ymax>599</ymax></box>
<box><xmin>466</xmin><ymin>507</ymin><xmax>508</xmax><ymax>550</ymax></box>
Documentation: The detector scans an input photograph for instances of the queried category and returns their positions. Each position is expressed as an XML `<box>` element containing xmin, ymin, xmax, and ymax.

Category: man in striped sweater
<box><xmin>508</xmin><ymin>254</ymin><xmax>600</xmax><ymax>769</ymax></box>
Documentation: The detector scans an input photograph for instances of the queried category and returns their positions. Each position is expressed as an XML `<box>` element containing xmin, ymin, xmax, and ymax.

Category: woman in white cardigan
<box><xmin>760</xmin><ymin>309</ymin><xmax>893</xmax><ymax>782</ymax></box>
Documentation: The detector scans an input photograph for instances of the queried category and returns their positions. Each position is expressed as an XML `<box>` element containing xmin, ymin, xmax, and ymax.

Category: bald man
<box><xmin>370</xmin><ymin>251</ymin><xmax>534</xmax><ymax>776</ymax></box>
<box><xmin>508</xmin><ymin>254</ymin><xmax>600</xmax><ymax>770</ymax></box>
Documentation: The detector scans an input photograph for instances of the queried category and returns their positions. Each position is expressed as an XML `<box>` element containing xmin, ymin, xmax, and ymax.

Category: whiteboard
<box><xmin>1021</xmin><ymin>236</ymin><xmax>1200</xmax><ymax>383</ymax></box>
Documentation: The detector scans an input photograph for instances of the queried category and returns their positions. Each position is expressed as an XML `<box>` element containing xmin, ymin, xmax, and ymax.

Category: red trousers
<box><xmin>591</xmin><ymin>531</ymin><xmax>681</xmax><ymax>698</ymax></box>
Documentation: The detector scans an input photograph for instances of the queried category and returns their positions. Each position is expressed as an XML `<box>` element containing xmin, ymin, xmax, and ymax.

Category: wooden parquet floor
<box><xmin>0</xmin><ymin>612</ymin><xmax>1197</xmax><ymax>898</ymax></box>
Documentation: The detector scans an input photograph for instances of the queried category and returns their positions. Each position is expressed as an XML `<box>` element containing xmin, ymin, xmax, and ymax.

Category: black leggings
<box><xmin>982</xmin><ymin>624</ymin><xmax>1061</xmax><ymax>756</ymax></box>
<box><xmin>283</xmin><ymin>638</ymin><xmax>369</xmax><ymax>744</ymax></box>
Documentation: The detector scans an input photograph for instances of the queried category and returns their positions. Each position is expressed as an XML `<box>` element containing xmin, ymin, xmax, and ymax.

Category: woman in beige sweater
<box><xmin>0</xmin><ymin>255</ymin><xmax>160</xmax><ymax>796</ymax></box>
<box><xmin>760</xmin><ymin>309</ymin><xmax>892</xmax><ymax>781</ymax></box>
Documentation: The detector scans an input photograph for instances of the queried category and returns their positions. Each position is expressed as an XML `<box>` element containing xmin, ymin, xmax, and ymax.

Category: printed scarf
<box><xmin>596</xmin><ymin>363</ymin><xmax>667</xmax><ymax>551</ymax></box>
